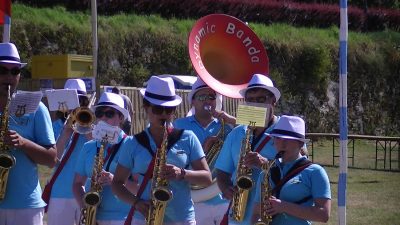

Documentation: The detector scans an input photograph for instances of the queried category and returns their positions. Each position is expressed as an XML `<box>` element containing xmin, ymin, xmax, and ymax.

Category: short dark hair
<box><xmin>111</xmin><ymin>86</ymin><xmax>120</xmax><ymax>94</ymax></box>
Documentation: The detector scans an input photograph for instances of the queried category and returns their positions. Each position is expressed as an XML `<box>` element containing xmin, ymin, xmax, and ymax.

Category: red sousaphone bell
<box><xmin>188</xmin><ymin>14</ymin><xmax>269</xmax><ymax>98</ymax></box>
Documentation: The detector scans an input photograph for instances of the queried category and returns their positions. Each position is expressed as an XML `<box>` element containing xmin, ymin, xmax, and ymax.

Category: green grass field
<box><xmin>39</xmin><ymin>139</ymin><xmax>400</xmax><ymax>225</ymax></box>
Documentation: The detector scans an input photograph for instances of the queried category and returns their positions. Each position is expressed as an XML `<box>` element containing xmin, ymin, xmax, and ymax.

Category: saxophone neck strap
<box><xmin>271</xmin><ymin>158</ymin><xmax>313</xmax><ymax>199</ymax></box>
<box><xmin>124</xmin><ymin>155</ymin><xmax>156</xmax><ymax>225</ymax></box>
<box><xmin>104</xmin><ymin>134</ymin><xmax>128</xmax><ymax>172</ymax></box>
<box><xmin>134</xmin><ymin>128</ymin><xmax>185</xmax><ymax>158</ymax></box>
<box><xmin>253</xmin><ymin>135</ymin><xmax>271</xmax><ymax>153</ymax></box>
<box><xmin>125</xmin><ymin>128</ymin><xmax>184</xmax><ymax>225</ymax></box>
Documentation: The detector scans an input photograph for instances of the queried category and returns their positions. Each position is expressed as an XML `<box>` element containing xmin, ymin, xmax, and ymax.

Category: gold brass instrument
<box><xmin>254</xmin><ymin>152</ymin><xmax>283</xmax><ymax>225</ymax></box>
<box><xmin>0</xmin><ymin>85</ymin><xmax>16</xmax><ymax>201</ymax></box>
<box><xmin>231</xmin><ymin>122</ymin><xmax>256</xmax><ymax>222</ymax></box>
<box><xmin>80</xmin><ymin>138</ymin><xmax>106</xmax><ymax>225</ymax></box>
<box><xmin>192</xmin><ymin>106</ymin><xmax>225</xmax><ymax>191</ymax></box>
<box><xmin>70</xmin><ymin>92</ymin><xmax>96</xmax><ymax>134</ymax></box>
<box><xmin>188</xmin><ymin>14</ymin><xmax>269</xmax><ymax>99</ymax></box>
<box><xmin>147</xmin><ymin>122</ymin><xmax>173</xmax><ymax>225</ymax></box>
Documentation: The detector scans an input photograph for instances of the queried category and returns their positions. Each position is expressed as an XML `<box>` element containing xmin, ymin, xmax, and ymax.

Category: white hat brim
<box><xmin>0</xmin><ymin>60</ymin><xmax>27</xmax><ymax>68</ymax></box>
<box><xmin>140</xmin><ymin>89</ymin><xmax>182</xmax><ymax>107</ymax></box>
<box><xmin>270</xmin><ymin>133</ymin><xmax>309</xmax><ymax>143</ymax></box>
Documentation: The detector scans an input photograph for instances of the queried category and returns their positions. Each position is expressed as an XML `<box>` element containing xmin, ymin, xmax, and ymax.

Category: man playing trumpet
<box><xmin>44</xmin><ymin>79</ymin><xmax>93</xmax><ymax>225</ymax></box>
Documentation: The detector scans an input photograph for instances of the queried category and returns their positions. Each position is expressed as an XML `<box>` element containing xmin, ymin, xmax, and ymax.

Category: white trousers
<box><xmin>194</xmin><ymin>202</ymin><xmax>230</xmax><ymax>225</ymax></box>
<box><xmin>131</xmin><ymin>219</ymin><xmax>196</xmax><ymax>225</ymax></box>
<box><xmin>47</xmin><ymin>198</ymin><xmax>80</xmax><ymax>225</ymax></box>
<box><xmin>0</xmin><ymin>208</ymin><xmax>44</xmax><ymax>225</ymax></box>
<box><xmin>97</xmin><ymin>220</ymin><xmax>125</xmax><ymax>225</ymax></box>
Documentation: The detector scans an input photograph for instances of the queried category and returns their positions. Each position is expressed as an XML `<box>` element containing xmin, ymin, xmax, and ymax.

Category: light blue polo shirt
<box><xmin>52</xmin><ymin>118</ymin><xmax>64</xmax><ymax>140</ymax></box>
<box><xmin>215</xmin><ymin>119</ymin><xmax>278</xmax><ymax>225</ymax></box>
<box><xmin>254</xmin><ymin>156</ymin><xmax>331</xmax><ymax>225</ymax></box>
<box><xmin>74</xmin><ymin>131</ymin><xmax>130</xmax><ymax>220</ymax></box>
<box><xmin>0</xmin><ymin>102</ymin><xmax>56</xmax><ymax>209</ymax></box>
<box><xmin>117</xmin><ymin>128</ymin><xmax>205</xmax><ymax>223</ymax></box>
<box><xmin>51</xmin><ymin>134</ymin><xmax>89</xmax><ymax>198</ymax></box>
<box><xmin>174</xmin><ymin>115</ymin><xmax>232</xmax><ymax>205</ymax></box>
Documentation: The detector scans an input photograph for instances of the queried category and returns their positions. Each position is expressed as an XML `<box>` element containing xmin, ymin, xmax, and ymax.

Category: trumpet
<box><xmin>70</xmin><ymin>92</ymin><xmax>96</xmax><ymax>134</ymax></box>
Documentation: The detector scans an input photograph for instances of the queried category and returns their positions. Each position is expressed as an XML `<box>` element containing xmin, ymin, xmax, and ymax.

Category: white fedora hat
<box><xmin>0</xmin><ymin>43</ymin><xmax>27</xmax><ymax>67</ymax></box>
<box><xmin>239</xmin><ymin>74</ymin><xmax>281</xmax><ymax>101</ymax></box>
<box><xmin>64</xmin><ymin>79</ymin><xmax>87</xmax><ymax>95</ymax></box>
<box><xmin>270</xmin><ymin>115</ymin><xmax>309</xmax><ymax>143</ymax></box>
<box><xmin>186</xmin><ymin>77</ymin><xmax>222</xmax><ymax>116</ymax></box>
<box><xmin>140</xmin><ymin>76</ymin><xmax>182</xmax><ymax>107</ymax></box>
<box><xmin>91</xmin><ymin>92</ymin><xmax>129</xmax><ymax>121</ymax></box>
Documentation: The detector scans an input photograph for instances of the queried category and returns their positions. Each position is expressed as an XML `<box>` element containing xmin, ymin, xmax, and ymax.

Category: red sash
<box><xmin>42</xmin><ymin>133</ymin><xmax>80</xmax><ymax>212</ymax></box>
<box><xmin>124</xmin><ymin>157</ymin><xmax>155</xmax><ymax>225</ymax></box>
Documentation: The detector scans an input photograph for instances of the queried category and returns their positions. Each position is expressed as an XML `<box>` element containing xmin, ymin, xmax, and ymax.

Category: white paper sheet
<box><xmin>9</xmin><ymin>91</ymin><xmax>43</xmax><ymax>116</ymax></box>
<box><xmin>46</xmin><ymin>89</ymin><xmax>80</xmax><ymax>112</ymax></box>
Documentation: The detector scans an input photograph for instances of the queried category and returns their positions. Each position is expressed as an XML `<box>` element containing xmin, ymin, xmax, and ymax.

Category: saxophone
<box><xmin>80</xmin><ymin>139</ymin><xmax>106</xmax><ymax>225</ymax></box>
<box><xmin>0</xmin><ymin>85</ymin><xmax>16</xmax><ymax>201</ymax></box>
<box><xmin>146</xmin><ymin>122</ymin><xmax>172</xmax><ymax>225</ymax></box>
<box><xmin>254</xmin><ymin>152</ymin><xmax>283</xmax><ymax>225</ymax></box>
<box><xmin>231</xmin><ymin>122</ymin><xmax>256</xmax><ymax>222</ymax></box>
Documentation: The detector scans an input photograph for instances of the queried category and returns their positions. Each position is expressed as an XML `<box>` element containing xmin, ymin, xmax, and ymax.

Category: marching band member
<box><xmin>111</xmin><ymin>76</ymin><xmax>212</xmax><ymax>225</ymax></box>
<box><xmin>173</xmin><ymin>77</ymin><xmax>235</xmax><ymax>225</ymax></box>
<box><xmin>251</xmin><ymin>115</ymin><xmax>331</xmax><ymax>224</ymax></box>
<box><xmin>72</xmin><ymin>92</ymin><xmax>132</xmax><ymax>225</ymax></box>
<box><xmin>215</xmin><ymin>74</ymin><xmax>281</xmax><ymax>224</ymax></box>
<box><xmin>0</xmin><ymin>43</ymin><xmax>57</xmax><ymax>225</ymax></box>
<box><xmin>44</xmin><ymin>79</ymin><xmax>92</xmax><ymax>225</ymax></box>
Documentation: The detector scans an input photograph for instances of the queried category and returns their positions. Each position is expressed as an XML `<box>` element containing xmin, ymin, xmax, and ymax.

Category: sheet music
<box><xmin>236</xmin><ymin>102</ymin><xmax>269</xmax><ymax>127</ymax></box>
<box><xmin>45</xmin><ymin>89</ymin><xmax>80</xmax><ymax>112</ymax></box>
<box><xmin>92</xmin><ymin>121</ymin><xmax>121</xmax><ymax>144</ymax></box>
<box><xmin>9</xmin><ymin>91</ymin><xmax>43</xmax><ymax>116</ymax></box>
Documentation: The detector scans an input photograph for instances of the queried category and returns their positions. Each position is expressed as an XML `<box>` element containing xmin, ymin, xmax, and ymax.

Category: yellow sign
<box><xmin>236</xmin><ymin>103</ymin><xmax>269</xmax><ymax>127</ymax></box>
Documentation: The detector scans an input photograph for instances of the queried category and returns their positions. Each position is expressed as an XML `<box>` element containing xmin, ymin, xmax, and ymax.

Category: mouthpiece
<box><xmin>204</xmin><ymin>105</ymin><xmax>212</xmax><ymax>112</ymax></box>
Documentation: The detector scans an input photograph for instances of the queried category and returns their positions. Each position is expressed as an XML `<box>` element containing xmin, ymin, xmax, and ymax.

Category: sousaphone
<box><xmin>188</xmin><ymin>14</ymin><xmax>269</xmax><ymax>202</ymax></box>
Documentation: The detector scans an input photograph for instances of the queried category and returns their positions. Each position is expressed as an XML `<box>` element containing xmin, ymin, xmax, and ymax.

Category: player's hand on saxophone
<box><xmin>4</xmin><ymin>130</ymin><xmax>25</xmax><ymax>148</ymax></box>
<box><xmin>202</xmin><ymin>136</ymin><xmax>218</xmax><ymax>153</ymax></box>
<box><xmin>161</xmin><ymin>163</ymin><xmax>185</xmax><ymax>180</ymax></box>
<box><xmin>134</xmin><ymin>199</ymin><xmax>150</xmax><ymax>218</ymax></box>
<box><xmin>243</xmin><ymin>151</ymin><xmax>268</xmax><ymax>169</ymax></box>
<box><xmin>266</xmin><ymin>196</ymin><xmax>285</xmax><ymax>216</ymax></box>
<box><xmin>98</xmin><ymin>170</ymin><xmax>114</xmax><ymax>186</ymax></box>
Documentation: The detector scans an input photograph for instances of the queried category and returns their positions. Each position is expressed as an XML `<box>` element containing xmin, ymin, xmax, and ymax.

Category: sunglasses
<box><xmin>245</xmin><ymin>95</ymin><xmax>275</xmax><ymax>104</ymax></box>
<box><xmin>0</xmin><ymin>66</ymin><xmax>21</xmax><ymax>76</ymax></box>
<box><xmin>194</xmin><ymin>94</ymin><xmax>216</xmax><ymax>102</ymax></box>
<box><xmin>95</xmin><ymin>109</ymin><xmax>117</xmax><ymax>119</ymax></box>
<box><xmin>151</xmin><ymin>104</ymin><xmax>176</xmax><ymax>115</ymax></box>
